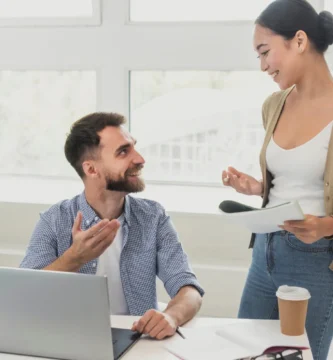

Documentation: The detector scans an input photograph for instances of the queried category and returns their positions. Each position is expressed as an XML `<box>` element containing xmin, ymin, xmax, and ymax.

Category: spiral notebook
<box><xmin>218</xmin><ymin>200</ymin><xmax>305</xmax><ymax>233</ymax></box>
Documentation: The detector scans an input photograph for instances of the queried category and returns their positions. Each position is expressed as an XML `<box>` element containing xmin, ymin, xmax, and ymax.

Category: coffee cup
<box><xmin>276</xmin><ymin>285</ymin><xmax>311</xmax><ymax>336</ymax></box>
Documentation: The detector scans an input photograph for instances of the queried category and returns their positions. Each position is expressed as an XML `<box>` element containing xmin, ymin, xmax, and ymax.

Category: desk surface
<box><xmin>0</xmin><ymin>316</ymin><xmax>313</xmax><ymax>360</ymax></box>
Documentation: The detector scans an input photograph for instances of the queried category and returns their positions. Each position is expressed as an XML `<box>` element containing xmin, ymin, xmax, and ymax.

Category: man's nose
<box><xmin>133</xmin><ymin>150</ymin><xmax>145</xmax><ymax>165</ymax></box>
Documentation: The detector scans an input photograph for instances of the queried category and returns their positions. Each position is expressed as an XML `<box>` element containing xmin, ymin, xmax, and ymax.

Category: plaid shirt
<box><xmin>20</xmin><ymin>193</ymin><xmax>204</xmax><ymax>315</ymax></box>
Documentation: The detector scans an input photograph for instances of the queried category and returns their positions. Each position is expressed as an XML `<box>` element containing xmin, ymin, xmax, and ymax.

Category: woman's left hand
<box><xmin>280</xmin><ymin>215</ymin><xmax>333</xmax><ymax>244</ymax></box>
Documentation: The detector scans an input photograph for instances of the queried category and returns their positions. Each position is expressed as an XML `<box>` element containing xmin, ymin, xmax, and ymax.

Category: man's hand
<box><xmin>44</xmin><ymin>211</ymin><xmax>120</xmax><ymax>272</ymax></box>
<box><xmin>68</xmin><ymin>211</ymin><xmax>120</xmax><ymax>266</ymax></box>
<box><xmin>279</xmin><ymin>215</ymin><xmax>333</xmax><ymax>244</ymax></box>
<box><xmin>131</xmin><ymin>309</ymin><xmax>177</xmax><ymax>340</ymax></box>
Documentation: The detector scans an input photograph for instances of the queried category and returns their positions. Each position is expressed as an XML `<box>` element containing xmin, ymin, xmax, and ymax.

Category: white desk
<box><xmin>0</xmin><ymin>316</ymin><xmax>313</xmax><ymax>360</ymax></box>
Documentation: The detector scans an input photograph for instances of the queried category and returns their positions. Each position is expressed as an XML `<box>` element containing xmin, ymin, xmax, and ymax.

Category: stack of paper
<box><xmin>216</xmin><ymin>321</ymin><xmax>308</xmax><ymax>355</ymax></box>
<box><xmin>164</xmin><ymin>328</ymin><xmax>250</xmax><ymax>360</ymax></box>
<box><xmin>164</xmin><ymin>321</ymin><xmax>309</xmax><ymax>360</ymax></box>
<box><xmin>218</xmin><ymin>200</ymin><xmax>305</xmax><ymax>233</ymax></box>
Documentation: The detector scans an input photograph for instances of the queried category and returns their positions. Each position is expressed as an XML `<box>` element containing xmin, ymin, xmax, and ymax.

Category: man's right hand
<box><xmin>67</xmin><ymin>211</ymin><xmax>120</xmax><ymax>267</ymax></box>
<box><xmin>222</xmin><ymin>166</ymin><xmax>263</xmax><ymax>196</ymax></box>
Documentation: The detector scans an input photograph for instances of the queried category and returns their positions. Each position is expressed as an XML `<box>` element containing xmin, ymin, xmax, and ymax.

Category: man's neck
<box><xmin>84</xmin><ymin>187</ymin><xmax>126</xmax><ymax>220</ymax></box>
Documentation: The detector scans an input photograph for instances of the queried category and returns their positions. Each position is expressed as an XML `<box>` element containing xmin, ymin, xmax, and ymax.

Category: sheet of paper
<box><xmin>216</xmin><ymin>321</ymin><xmax>309</xmax><ymax>354</ymax></box>
<box><xmin>219</xmin><ymin>201</ymin><xmax>304</xmax><ymax>233</ymax></box>
<box><xmin>164</xmin><ymin>328</ymin><xmax>253</xmax><ymax>360</ymax></box>
<box><xmin>164</xmin><ymin>322</ymin><xmax>310</xmax><ymax>360</ymax></box>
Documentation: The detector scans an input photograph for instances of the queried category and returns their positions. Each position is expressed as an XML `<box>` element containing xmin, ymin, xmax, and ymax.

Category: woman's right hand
<box><xmin>222</xmin><ymin>166</ymin><xmax>263</xmax><ymax>196</ymax></box>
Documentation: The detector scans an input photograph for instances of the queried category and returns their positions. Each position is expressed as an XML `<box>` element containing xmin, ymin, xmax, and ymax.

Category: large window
<box><xmin>0</xmin><ymin>0</ymin><xmax>328</xmax><ymax>202</ymax></box>
<box><xmin>131</xmin><ymin>71</ymin><xmax>277</xmax><ymax>184</ymax></box>
<box><xmin>0</xmin><ymin>71</ymin><xmax>96</xmax><ymax>178</ymax></box>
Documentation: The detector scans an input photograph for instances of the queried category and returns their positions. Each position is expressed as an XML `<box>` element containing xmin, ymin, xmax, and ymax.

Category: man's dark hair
<box><xmin>64</xmin><ymin>112</ymin><xmax>126</xmax><ymax>178</ymax></box>
<box><xmin>256</xmin><ymin>0</ymin><xmax>333</xmax><ymax>53</ymax></box>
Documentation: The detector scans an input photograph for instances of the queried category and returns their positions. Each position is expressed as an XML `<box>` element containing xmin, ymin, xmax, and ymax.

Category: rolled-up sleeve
<box><xmin>20</xmin><ymin>215</ymin><xmax>58</xmax><ymax>269</ymax></box>
<box><xmin>156</xmin><ymin>207</ymin><xmax>204</xmax><ymax>298</ymax></box>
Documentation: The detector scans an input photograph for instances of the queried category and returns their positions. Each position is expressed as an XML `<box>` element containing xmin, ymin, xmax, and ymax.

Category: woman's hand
<box><xmin>222</xmin><ymin>167</ymin><xmax>263</xmax><ymax>196</ymax></box>
<box><xmin>280</xmin><ymin>215</ymin><xmax>333</xmax><ymax>244</ymax></box>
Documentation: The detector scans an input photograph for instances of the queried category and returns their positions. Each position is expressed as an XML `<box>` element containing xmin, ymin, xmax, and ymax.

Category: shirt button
<box><xmin>86</xmin><ymin>220</ymin><xmax>89</xmax><ymax>225</ymax></box>
<box><xmin>326</xmin><ymin>182</ymin><xmax>330</xmax><ymax>186</ymax></box>
<box><xmin>92</xmin><ymin>263</ymin><xmax>96</xmax><ymax>268</ymax></box>
<box><xmin>94</xmin><ymin>216</ymin><xmax>99</xmax><ymax>221</ymax></box>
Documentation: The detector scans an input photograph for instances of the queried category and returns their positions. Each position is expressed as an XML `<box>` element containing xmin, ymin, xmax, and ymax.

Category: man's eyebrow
<box><xmin>115</xmin><ymin>139</ymin><xmax>137</xmax><ymax>154</ymax></box>
<box><xmin>116</xmin><ymin>143</ymin><xmax>131</xmax><ymax>153</ymax></box>
<box><xmin>256</xmin><ymin>43</ymin><xmax>268</xmax><ymax>51</ymax></box>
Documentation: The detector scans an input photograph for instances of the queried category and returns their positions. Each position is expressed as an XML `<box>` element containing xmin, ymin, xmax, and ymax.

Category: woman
<box><xmin>222</xmin><ymin>1</ymin><xmax>333</xmax><ymax>359</ymax></box>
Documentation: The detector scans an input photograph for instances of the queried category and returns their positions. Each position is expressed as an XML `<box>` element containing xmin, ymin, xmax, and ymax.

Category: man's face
<box><xmin>87</xmin><ymin>126</ymin><xmax>146</xmax><ymax>193</ymax></box>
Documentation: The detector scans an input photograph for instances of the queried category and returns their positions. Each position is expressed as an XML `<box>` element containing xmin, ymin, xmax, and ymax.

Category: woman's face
<box><xmin>253</xmin><ymin>24</ymin><xmax>303</xmax><ymax>90</ymax></box>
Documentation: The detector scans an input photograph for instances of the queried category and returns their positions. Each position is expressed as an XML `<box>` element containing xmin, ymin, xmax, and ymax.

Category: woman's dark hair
<box><xmin>256</xmin><ymin>0</ymin><xmax>333</xmax><ymax>53</ymax></box>
<box><xmin>64</xmin><ymin>112</ymin><xmax>126</xmax><ymax>178</ymax></box>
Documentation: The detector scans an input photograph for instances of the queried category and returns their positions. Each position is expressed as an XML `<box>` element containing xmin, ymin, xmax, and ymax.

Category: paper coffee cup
<box><xmin>276</xmin><ymin>285</ymin><xmax>311</xmax><ymax>336</ymax></box>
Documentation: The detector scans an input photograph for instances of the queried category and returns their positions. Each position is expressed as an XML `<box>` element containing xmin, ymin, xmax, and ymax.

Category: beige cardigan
<box><xmin>249</xmin><ymin>86</ymin><xmax>333</xmax><ymax>249</ymax></box>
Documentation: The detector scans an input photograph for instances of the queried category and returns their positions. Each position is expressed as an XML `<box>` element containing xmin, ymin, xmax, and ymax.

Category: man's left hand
<box><xmin>279</xmin><ymin>215</ymin><xmax>333</xmax><ymax>244</ymax></box>
<box><xmin>131</xmin><ymin>309</ymin><xmax>177</xmax><ymax>340</ymax></box>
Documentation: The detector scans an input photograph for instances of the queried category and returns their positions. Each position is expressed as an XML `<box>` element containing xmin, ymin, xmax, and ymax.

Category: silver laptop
<box><xmin>0</xmin><ymin>267</ymin><xmax>141</xmax><ymax>360</ymax></box>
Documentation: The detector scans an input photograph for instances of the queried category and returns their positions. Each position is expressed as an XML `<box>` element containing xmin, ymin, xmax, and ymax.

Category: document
<box><xmin>164</xmin><ymin>327</ymin><xmax>250</xmax><ymax>360</ymax></box>
<box><xmin>218</xmin><ymin>200</ymin><xmax>305</xmax><ymax>233</ymax></box>
<box><xmin>216</xmin><ymin>321</ymin><xmax>309</xmax><ymax>356</ymax></box>
<box><xmin>164</xmin><ymin>321</ymin><xmax>309</xmax><ymax>360</ymax></box>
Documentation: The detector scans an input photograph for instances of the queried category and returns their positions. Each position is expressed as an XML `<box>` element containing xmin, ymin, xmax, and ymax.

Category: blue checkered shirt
<box><xmin>20</xmin><ymin>193</ymin><xmax>204</xmax><ymax>315</ymax></box>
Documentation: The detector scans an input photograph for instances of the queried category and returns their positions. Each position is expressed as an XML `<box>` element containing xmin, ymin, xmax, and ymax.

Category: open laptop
<box><xmin>0</xmin><ymin>267</ymin><xmax>141</xmax><ymax>360</ymax></box>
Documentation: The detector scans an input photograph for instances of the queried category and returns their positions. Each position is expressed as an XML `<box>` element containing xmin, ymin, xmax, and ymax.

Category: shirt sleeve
<box><xmin>20</xmin><ymin>214</ymin><xmax>58</xmax><ymax>269</ymax></box>
<box><xmin>156</xmin><ymin>206</ymin><xmax>204</xmax><ymax>298</ymax></box>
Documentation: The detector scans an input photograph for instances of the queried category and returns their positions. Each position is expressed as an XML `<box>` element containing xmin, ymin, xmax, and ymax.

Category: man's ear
<box><xmin>82</xmin><ymin>160</ymin><xmax>99</xmax><ymax>178</ymax></box>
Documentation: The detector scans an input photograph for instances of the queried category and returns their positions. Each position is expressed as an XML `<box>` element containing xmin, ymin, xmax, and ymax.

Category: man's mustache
<box><xmin>125</xmin><ymin>164</ymin><xmax>144</xmax><ymax>176</ymax></box>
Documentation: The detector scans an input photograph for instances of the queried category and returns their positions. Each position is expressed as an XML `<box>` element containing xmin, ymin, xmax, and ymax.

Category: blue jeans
<box><xmin>238</xmin><ymin>231</ymin><xmax>333</xmax><ymax>360</ymax></box>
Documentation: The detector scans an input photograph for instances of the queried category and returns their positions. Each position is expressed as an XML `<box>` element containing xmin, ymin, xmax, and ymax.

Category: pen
<box><xmin>176</xmin><ymin>327</ymin><xmax>186</xmax><ymax>339</ymax></box>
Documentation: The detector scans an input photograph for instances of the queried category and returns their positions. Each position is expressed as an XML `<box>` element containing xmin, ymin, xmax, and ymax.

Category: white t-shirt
<box><xmin>266</xmin><ymin>121</ymin><xmax>333</xmax><ymax>216</ymax></box>
<box><xmin>96</xmin><ymin>215</ymin><xmax>129</xmax><ymax>315</ymax></box>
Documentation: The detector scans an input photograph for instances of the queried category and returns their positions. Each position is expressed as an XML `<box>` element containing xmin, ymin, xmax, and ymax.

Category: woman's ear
<box><xmin>295</xmin><ymin>30</ymin><xmax>308</xmax><ymax>53</ymax></box>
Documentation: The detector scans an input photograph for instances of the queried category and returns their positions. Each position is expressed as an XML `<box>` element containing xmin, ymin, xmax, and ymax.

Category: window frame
<box><xmin>0</xmin><ymin>0</ymin><xmax>327</xmax><ymax>189</ymax></box>
<box><xmin>0</xmin><ymin>0</ymin><xmax>101</xmax><ymax>27</ymax></box>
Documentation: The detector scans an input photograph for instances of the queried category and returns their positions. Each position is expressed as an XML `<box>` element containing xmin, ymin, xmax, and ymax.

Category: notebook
<box><xmin>218</xmin><ymin>200</ymin><xmax>305</xmax><ymax>233</ymax></box>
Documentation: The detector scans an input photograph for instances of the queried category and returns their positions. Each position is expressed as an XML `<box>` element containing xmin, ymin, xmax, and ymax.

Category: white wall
<box><xmin>0</xmin><ymin>200</ymin><xmax>252</xmax><ymax>317</ymax></box>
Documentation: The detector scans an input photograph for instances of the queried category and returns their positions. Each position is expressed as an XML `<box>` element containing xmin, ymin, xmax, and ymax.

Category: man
<box><xmin>20</xmin><ymin>112</ymin><xmax>204</xmax><ymax>340</ymax></box>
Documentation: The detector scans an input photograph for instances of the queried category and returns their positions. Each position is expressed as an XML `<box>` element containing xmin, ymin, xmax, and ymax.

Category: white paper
<box><xmin>164</xmin><ymin>328</ymin><xmax>254</xmax><ymax>360</ymax></box>
<box><xmin>219</xmin><ymin>201</ymin><xmax>304</xmax><ymax>233</ymax></box>
<box><xmin>164</xmin><ymin>321</ymin><xmax>310</xmax><ymax>360</ymax></box>
<box><xmin>216</xmin><ymin>321</ymin><xmax>309</xmax><ymax>354</ymax></box>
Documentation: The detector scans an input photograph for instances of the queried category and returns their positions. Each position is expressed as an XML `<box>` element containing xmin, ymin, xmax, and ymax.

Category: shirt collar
<box><xmin>78</xmin><ymin>192</ymin><xmax>131</xmax><ymax>228</ymax></box>
<box><xmin>78</xmin><ymin>192</ymin><xmax>99</xmax><ymax>229</ymax></box>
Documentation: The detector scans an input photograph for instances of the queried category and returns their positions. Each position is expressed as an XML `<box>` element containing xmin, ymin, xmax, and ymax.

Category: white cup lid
<box><xmin>276</xmin><ymin>285</ymin><xmax>311</xmax><ymax>301</ymax></box>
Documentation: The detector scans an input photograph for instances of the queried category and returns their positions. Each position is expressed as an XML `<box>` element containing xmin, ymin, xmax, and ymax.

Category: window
<box><xmin>0</xmin><ymin>0</ymin><xmax>100</xmax><ymax>26</ymax></box>
<box><xmin>130</xmin><ymin>71</ymin><xmax>278</xmax><ymax>185</ymax></box>
<box><xmin>0</xmin><ymin>0</ymin><xmax>325</xmax><ymax>204</ymax></box>
<box><xmin>0</xmin><ymin>71</ymin><xmax>96</xmax><ymax>178</ymax></box>
<box><xmin>130</xmin><ymin>0</ymin><xmax>274</xmax><ymax>22</ymax></box>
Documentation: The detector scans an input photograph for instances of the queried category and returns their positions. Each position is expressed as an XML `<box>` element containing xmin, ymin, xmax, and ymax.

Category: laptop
<box><xmin>0</xmin><ymin>267</ymin><xmax>141</xmax><ymax>360</ymax></box>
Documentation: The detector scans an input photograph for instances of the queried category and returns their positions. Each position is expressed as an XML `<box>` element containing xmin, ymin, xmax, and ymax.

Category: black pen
<box><xmin>176</xmin><ymin>327</ymin><xmax>186</xmax><ymax>339</ymax></box>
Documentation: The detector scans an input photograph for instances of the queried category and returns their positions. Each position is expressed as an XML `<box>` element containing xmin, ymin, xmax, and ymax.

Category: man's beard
<box><xmin>105</xmin><ymin>166</ymin><xmax>145</xmax><ymax>193</ymax></box>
